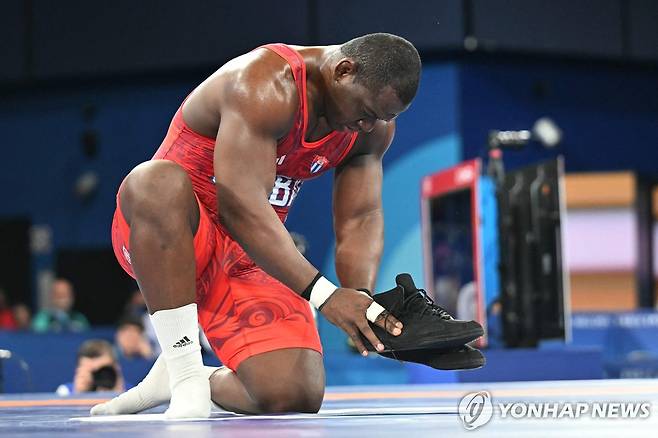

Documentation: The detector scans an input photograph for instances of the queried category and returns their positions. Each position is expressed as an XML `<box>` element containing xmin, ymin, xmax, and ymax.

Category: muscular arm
<box><xmin>213</xmin><ymin>58</ymin><xmax>317</xmax><ymax>294</ymax></box>
<box><xmin>333</xmin><ymin>121</ymin><xmax>395</xmax><ymax>292</ymax></box>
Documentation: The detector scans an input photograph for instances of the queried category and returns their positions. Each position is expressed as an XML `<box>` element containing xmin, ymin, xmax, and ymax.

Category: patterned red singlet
<box><xmin>111</xmin><ymin>44</ymin><xmax>358</xmax><ymax>370</ymax></box>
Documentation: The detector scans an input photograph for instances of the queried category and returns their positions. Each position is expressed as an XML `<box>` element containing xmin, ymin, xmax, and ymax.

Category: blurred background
<box><xmin>1</xmin><ymin>0</ymin><xmax>658</xmax><ymax>394</ymax></box>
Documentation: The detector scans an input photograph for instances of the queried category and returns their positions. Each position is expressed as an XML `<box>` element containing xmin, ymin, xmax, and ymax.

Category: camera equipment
<box><xmin>91</xmin><ymin>365</ymin><xmax>118</xmax><ymax>391</ymax></box>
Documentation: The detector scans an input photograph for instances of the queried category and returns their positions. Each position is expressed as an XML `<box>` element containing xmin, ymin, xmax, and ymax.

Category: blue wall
<box><xmin>460</xmin><ymin>60</ymin><xmax>658</xmax><ymax>174</ymax></box>
<box><xmin>0</xmin><ymin>82</ymin><xmax>193</xmax><ymax>248</ymax></box>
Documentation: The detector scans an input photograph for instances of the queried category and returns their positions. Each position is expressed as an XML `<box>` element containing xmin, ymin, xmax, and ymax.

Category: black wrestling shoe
<box><xmin>363</xmin><ymin>273</ymin><xmax>483</xmax><ymax>352</ymax></box>
<box><xmin>380</xmin><ymin>345</ymin><xmax>485</xmax><ymax>371</ymax></box>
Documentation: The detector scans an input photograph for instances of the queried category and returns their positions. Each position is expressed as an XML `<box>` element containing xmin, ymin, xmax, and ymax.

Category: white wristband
<box><xmin>366</xmin><ymin>301</ymin><xmax>386</xmax><ymax>323</ymax></box>
<box><xmin>309</xmin><ymin>276</ymin><xmax>338</xmax><ymax>309</ymax></box>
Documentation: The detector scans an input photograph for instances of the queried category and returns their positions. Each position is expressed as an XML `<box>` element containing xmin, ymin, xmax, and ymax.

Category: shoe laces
<box><xmin>380</xmin><ymin>287</ymin><xmax>454</xmax><ymax>359</ymax></box>
<box><xmin>394</xmin><ymin>288</ymin><xmax>454</xmax><ymax>320</ymax></box>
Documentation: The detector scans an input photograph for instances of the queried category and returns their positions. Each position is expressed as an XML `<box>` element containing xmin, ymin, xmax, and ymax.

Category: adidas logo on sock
<box><xmin>172</xmin><ymin>336</ymin><xmax>193</xmax><ymax>348</ymax></box>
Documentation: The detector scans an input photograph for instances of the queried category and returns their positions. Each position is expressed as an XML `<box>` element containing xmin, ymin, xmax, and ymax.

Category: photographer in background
<box><xmin>56</xmin><ymin>339</ymin><xmax>128</xmax><ymax>396</ymax></box>
<box><xmin>121</xmin><ymin>289</ymin><xmax>159</xmax><ymax>355</ymax></box>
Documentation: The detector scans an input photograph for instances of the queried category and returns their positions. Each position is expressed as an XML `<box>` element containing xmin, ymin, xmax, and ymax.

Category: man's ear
<box><xmin>334</xmin><ymin>58</ymin><xmax>357</xmax><ymax>82</ymax></box>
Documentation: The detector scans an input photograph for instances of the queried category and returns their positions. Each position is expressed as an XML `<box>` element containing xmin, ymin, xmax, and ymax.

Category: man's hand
<box><xmin>73</xmin><ymin>357</ymin><xmax>96</xmax><ymax>393</ymax></box>
<box><xmin>320</xmin><ymin>288</ymin><xmax>403</xmax><ymax>356</ymax></box>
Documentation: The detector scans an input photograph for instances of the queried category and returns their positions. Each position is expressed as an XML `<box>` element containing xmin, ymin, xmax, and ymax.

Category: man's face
<box><xmin>13</xmin><ymin>305</ymin><xmax>30</xmax><ymax>327</ymax></box>
<box><xmin>51</xmin><ymin>280</ymin><xmax>73</xmax><ymax>312</ymax></box>
<box><xmin>327</xmin><ymin>60</ymin><xmax>409</xmax><ymax>133</ymax></box>
<box><xmin>116</xmin><ymin>324</ymin><xmax>144</xmax><ymax>355</ymax></box>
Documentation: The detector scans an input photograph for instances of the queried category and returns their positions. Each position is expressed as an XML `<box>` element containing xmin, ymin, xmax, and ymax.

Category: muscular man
<box><xmin>96</xmin><ymin>33</ymin><xmax>425</xmax><ymax>418</ymax></box>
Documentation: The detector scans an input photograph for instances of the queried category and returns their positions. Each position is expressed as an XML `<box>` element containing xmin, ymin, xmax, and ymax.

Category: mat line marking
<box><xmin>72</xmin><ymin>406</ymin><xmax>460</xmax><ymax>423</ymax></box>
<box><xmin>3</xmin><ymin>384</ymin><xmax>658</xmax><ymax>408</ymax></box>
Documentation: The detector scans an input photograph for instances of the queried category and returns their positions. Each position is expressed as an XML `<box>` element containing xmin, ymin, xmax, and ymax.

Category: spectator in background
<box><xmin>32</xmin><ymin>278</ymin><xmax>89</xmax><ymax>333</ymax></box>
<box><xmin>122</xmin><ymin>288</ymin><xmax>149</xmax><ymax>320</ymax></box>
<box><xmin>12</xmin><ymin>303</ymin><xmax>32</xmax><ymax>330</ymax></box>
<box><xmin>122</xmin><ymin>288</ymin><xmax>159</xmax><ymax>355</ymax></box>
<box><xmin>0</xmin><ymin>288</ymin><xmax>17</xmax><ymax>330</ymax></box>
<box><xmin>115</xmin><ymin>316</ymin><xmax>155</xmax><ymax>360</ymax></box>
<box><xmin>56</xmin><ymin>339</ymin><xmax>127</xmax><ymax>396</ymax></box>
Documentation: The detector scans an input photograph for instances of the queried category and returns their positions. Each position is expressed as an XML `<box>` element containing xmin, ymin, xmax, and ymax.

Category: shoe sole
<box><xmin>401</xmin><ymin>325</ymin><xmax>484</xmax><ymax>351</ymax></box>
<box><xmin>381</xmin><ymin>348</ymin><xmax>485</xmax><ymax>370</ymax></box>
<box><xmin>367</xmin><ymin>324</ymin><xmax>484</xmax><ymax>353</ymax></box>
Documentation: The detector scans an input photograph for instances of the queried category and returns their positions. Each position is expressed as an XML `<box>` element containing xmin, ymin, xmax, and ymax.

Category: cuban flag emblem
<box><xmin>310</xmin><ymin>155</ymin><xmax>329</xmax><ymax>174</ymax></box>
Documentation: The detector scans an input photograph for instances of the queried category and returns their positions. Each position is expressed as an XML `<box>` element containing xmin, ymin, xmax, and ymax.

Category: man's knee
<box><xmin>120</xmin><ymin>160</ymin><xmax>197</xmax><ymax>227</ymax></box>
<box><xmin>254</xmin><ymin>382</ymin><xmax>324</xmax><ymax>413</ymax></box>
<box><xmin>237</xmin><ymin>348</ymin><xmax>325</xmax><ymax>414</ymax></box>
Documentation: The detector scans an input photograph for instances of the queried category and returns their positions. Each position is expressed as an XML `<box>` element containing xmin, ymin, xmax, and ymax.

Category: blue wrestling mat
<box><xmin>2</xmin><ymin>380</ymin><xmax>657</xmax><ymax>437</ymax></box>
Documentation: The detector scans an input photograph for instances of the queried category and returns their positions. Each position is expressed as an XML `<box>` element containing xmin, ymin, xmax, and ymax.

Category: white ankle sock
<box><xmin>90</xmin><ymin>355</ymin><xmax>221</xmax><ymax>416</ymax></box>
<box><xmin>90</xmin><ymin>355</ymin><xmax>170</xmax><ymax>415</ymax></box>
<box><xmin>150</xmin><ymin>303</ymin><xmax>211</xmax><ymax>419</ymax></box>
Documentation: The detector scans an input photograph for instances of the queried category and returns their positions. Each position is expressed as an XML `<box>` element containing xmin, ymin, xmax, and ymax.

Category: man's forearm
<box><xmin>334</xmin><ymin>211</ymin><xmax>384</xmax><ymax>292</ymax></box>
<box><xmin>217</xmin><ymin>184</ymin><xmax>318</xmax><ymax>294</ymax></box>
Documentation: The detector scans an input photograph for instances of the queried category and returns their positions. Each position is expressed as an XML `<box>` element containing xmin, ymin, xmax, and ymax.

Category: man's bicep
<box><xmin>212</xmin><ymin>67</ymin><xmax>295</xmax><ymax>194</ymax></box>
<box><xmin>213</xmin><ymin>111</ymin><xmax>278</xmax><ymax>195</ymax></box>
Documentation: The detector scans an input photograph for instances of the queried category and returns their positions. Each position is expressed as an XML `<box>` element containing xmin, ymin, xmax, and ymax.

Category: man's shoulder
<box><xmin>221</xmin><ymin>47</ymin><xmax>298</xmax><ymax>105</ymax></box>
<box><xmin>218</xmin><ymin>48</ymin><xmax>300</xmax><ymax>137</ymax></box>
<box><xmin>32</xmin><ymin>310</ymin><xmax>52</xmax><ymax>321</ymax></box>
